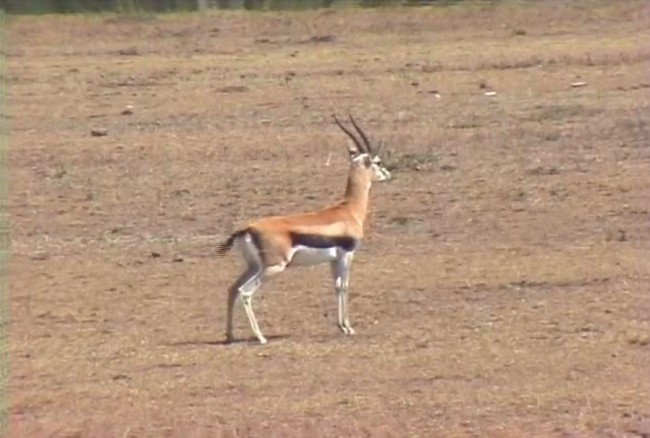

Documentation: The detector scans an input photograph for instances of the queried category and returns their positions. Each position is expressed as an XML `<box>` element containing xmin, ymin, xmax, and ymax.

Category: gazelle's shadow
<box><xmin>163</xmin><ymin>334</ymin><xmax>289</xmax><ymax>347</ymax></box>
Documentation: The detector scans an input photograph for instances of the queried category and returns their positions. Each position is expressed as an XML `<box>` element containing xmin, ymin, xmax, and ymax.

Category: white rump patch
<box><xmin>235</xmin><ymin>233</ymin><xmax>263</xmax><ymax>268</ymax></box>
<box><xmin>289</xmin><ymin>245</ymin><xmax>338</xmax><ymax>267</ymax></box>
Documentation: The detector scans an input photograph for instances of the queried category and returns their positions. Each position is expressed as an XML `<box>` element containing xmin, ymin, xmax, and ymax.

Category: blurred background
<box><xmin>2</xmin><ymin>0</ymin><xmax>452</xmax><ymax>13</ymax></box>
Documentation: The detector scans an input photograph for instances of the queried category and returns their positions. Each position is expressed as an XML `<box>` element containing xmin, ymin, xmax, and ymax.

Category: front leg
<box><xmin>330</xmin><ymin>251</ymin><xmax>355</xmax><ymax>335</ymax></box>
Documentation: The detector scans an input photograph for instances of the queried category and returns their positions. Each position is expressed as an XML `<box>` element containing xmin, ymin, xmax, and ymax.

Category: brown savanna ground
<box><xmin>7</xmin><ymin>1</ymin><xmax>650</xmax><ymax>436</ymax></box>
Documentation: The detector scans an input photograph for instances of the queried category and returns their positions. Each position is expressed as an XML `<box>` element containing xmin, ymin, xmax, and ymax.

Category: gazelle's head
<box><xmin>333</xmin><ymin>114</ymin><xmax>392</xmax><ymax>182</ymax></box>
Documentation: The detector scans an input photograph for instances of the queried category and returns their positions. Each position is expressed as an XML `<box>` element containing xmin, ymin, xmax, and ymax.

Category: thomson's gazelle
<box><xmin>218</xmin><ymin>114</ymin><xmax>392</xmax><ymax>344</ymax></box>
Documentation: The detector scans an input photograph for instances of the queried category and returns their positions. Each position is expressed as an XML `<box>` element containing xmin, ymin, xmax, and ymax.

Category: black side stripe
<box><xmin>289</xmin><ymin>232</ymin><xmax>358</xmax><ymax>252</ymax></box>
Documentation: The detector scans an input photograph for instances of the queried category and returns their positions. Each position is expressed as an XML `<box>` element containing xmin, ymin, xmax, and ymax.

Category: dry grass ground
<box><xmin>7</xmin><ymin>1</ymin><xmax>650</xmax><ymax>436</ymax></box>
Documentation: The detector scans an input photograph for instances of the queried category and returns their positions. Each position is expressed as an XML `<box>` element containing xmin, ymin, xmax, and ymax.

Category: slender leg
<box><xmin>225</xmin><ymin>268</ymin><xmax>259</xmax><ymax>343</ymax></box>
<box><xmin>225</xmin><ymin>232</ymin><xmax>269</xmax><ymax>345</ymax></box>
<box><xmin>330</xmin><ymin>251</ymin><xmax>355</xmax><ymax>335</ymax></box>
<box><xmin>225</xmin><ymin>286</ymin><xmax>237</xmax><ymax>343</ymax></box>
<box><xmin>241</xmin><ymin>288</ymin><xmax>266</xmax><ymax>344</ymax></box>
<box><xmin>341</xmin><ymin>280</ymin><xmax>354</xmax><ymax>335</ymax></box>
<box><xmin>240</xmin><ymin>263</ymin><xmax>287</xmax><ymax>344</ymax></box>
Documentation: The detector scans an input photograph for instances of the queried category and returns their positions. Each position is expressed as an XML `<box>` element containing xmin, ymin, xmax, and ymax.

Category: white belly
<box><xmin>289</xmin><ymin>246</ymin><xmax>338</xmax><ymax>267</ymax></box>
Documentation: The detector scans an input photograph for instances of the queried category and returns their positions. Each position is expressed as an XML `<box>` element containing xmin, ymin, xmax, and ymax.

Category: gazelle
<box><xmin>217</xmin><ymin>114</ymin><xmax>392</xmax><ymax>344</ymax></box>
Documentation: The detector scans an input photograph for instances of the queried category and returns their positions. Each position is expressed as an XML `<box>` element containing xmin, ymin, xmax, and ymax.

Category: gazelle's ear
<box><xmin>343</xmin><ymin>140</ymin><xmax>357</xmax><ymax>157</ymax></box>
<box><xmin>376</xmin><ymin>139</ymin><xmax>385</xmax><ymax>157</ymax></box>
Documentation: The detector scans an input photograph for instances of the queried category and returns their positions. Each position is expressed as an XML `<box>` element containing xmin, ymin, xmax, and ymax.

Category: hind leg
<box><xmin>225</xmin><ymin>231</ymin><xmax>267</xmax><ymax>344</ymax></box>
<box><xmin>240</xmin><ymin>284</ymin><xmax>265</xmax><ymax>344</ymax></box>
<box><xmin>239</xmin><ymin>263</ymin><xmax>289</xmax><ymax>344</ymax></box>
<box><xmin>225</xmin><ymin>268</ymin><xmax>260</xmax><ymax>343</ymax></box>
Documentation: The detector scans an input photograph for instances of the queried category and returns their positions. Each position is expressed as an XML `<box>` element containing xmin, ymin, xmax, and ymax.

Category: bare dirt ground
<box><xmin>7</xmin><ymin>1</ymin><xmax>650</xmax><ymax>436</ymax></box>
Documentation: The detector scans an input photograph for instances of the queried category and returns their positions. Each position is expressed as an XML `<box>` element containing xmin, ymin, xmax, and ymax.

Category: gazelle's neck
<box><xmin>343</xmin><ymin>166</ymin><xmax>372</xmax><ymax>227</ymax></box>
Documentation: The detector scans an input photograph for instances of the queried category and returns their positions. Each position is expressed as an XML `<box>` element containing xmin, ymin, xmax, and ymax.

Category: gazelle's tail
<box><xmin>217</xmin><ymin>229</ymin><xmax>248</xmax><ymax>256</ymax></box>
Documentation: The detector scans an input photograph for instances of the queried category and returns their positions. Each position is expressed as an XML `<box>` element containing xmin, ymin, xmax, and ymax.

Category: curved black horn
<box><xmin>348</xmin><ymin>114</ymin><xmax>373</xmax><ymax>154</ymax></box>
<box><xmin>333</xmin><ymin>114</ymin><xmax>365</xmax><ymax>153</ymax></box>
